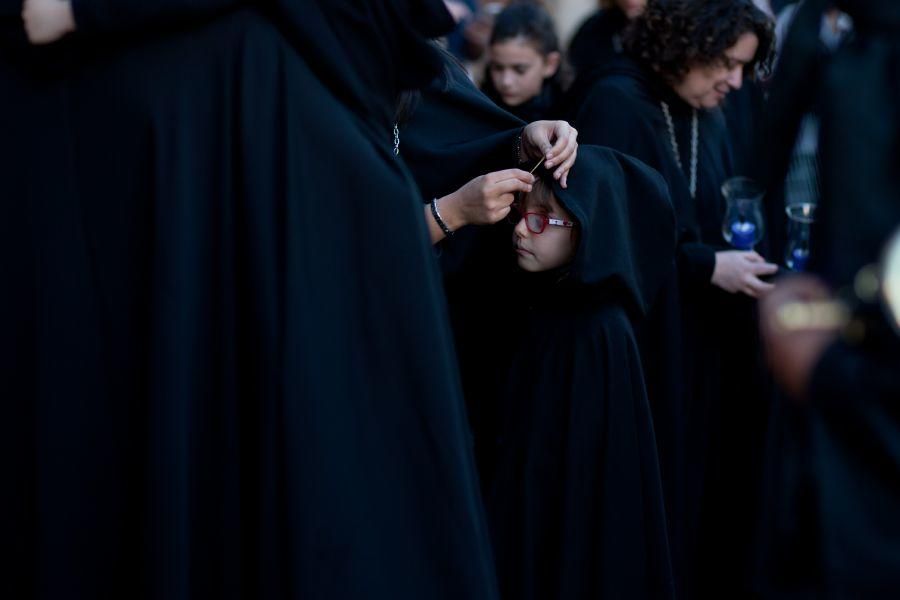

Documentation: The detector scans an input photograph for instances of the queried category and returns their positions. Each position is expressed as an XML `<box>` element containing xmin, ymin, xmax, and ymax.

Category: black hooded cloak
<box><xmin>0</xmin><ymin>2</ymin><xmax>500</xmax><ymax>599</ymax></box>
<box><xmin>567</xmin><ymin>55</ymin><xmax>774</xmax><ymax>596</ymax></box>
<box><xmin>400</xmin><ymin>57</ymin><xmax>527</xmax><ymax>485</ymax></box>
<box><xmin>487</xmin><ymin>145</ymin><xmax>677</xmax><ymax>600</ymax></box>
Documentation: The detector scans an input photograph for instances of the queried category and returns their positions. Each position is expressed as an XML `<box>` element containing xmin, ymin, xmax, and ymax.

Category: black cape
<box><xmin>558</xmin><ymin>7</ymin><xmax>628</xmax><ymax>121</ymax></box>
<box><xmin>567</xmin><ymin>7</ymin><xmax>627</xmax><ymax>77</ymax></box>
<box><xmin>481</xmin><ymin>73</ymin><xmax>564</xmax><ymax>123</ymax></box>
<box><xmin>567</xmin><ymin>56</ymin><xmax>773</xmax><ymax>597</ymax></box>
<box><xmin>756</xmin><ymin>0</ymin><xmax>900</xmax><ymax>594</ymax></box>
<box><xmin>488</xmin><ymin>146</ymin><xmax>677</xmax><ymax>600</ymax></box>
<box><xmin>1</xmin><ymin>2</ymin><xmax>500</xmax><ymax>599</ymax></box>
<box><xmin>400</xmin><ymin>58</ymin><xmax>526</xmax><ymax>485</ymax></box>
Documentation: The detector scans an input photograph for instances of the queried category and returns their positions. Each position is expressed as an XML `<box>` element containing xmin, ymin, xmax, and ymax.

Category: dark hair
<box><xmin>490</xmin><ymin>3</ymin><xmax>560</xmax><ymax>56</ymax></box>
<box><xmin>481</xmin><ymin>2</ymin><xmax>570</xmax><ymax>110</ymax></box>
<box><xmin>624</xmin><ymin>0</ymin><xmax>775</xmax><ymax>85</ymax></box>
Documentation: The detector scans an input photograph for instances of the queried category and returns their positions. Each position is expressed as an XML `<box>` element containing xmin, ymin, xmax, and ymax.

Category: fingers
<box><xmin>744</xmin><ymin>251</ymin><xmax>764</xmax><ymax>263</ymax></box>
<box><xmin>521</xmin><ymin>122</ymin><xmax>552</xmax><ymax>160</ymax></box>
<box><xmin>553</xmin><ymin>139</ymin><xmax>578</xmax><ymax>188</ymax></box>
<box><xmin>744</xmin><ymin>275</ymin><xmax>776</xmax><ymax>298</ymax></box>
<box><xmin>544</xmin><ymin>122</ymin><xmax>577</xmax><ymax>168</ymax></box>
<box><xmin>492</xmin><ymin>205</ymin><xmax>513</xmax><ymax>224</ymax></box>
<box><xmin>486</xmin><ymin>169</ymin><xmax>535</xmax><ymax>185</ymax></box>
<box><xmin>491</xmin><ymin>177</ymin><xmax>533</xmax><ymax>196</ymax></box>
<box><xmin>751</xmin><ymin>261</ymin><xmax>779</xmax><ymax>276</ymax></box>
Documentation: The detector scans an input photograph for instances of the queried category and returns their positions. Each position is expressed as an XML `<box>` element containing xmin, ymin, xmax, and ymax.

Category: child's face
<box><xmin>488</xmin><ymin>37</ymin><xmax>560</xmax><ymax>107</ymax></box>
<box><xmin>513</xmin><ymin>186</ymin><xmax>577</xmax><ymax>273</ymax></box>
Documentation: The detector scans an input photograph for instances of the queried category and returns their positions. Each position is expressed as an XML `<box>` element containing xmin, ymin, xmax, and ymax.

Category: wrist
<box><xmin>436</xmin><ymin>193</ymin><xmax>465</xmax><ymax>231</ymax></box>
<box><xmin>431</xmin><ymin>197</ymin><xmax>456</xmax><ymax>238</ymax></box>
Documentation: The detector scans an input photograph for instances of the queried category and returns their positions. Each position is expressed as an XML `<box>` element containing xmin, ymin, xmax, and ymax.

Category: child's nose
<box><xmin>514</xmin><ymin>217</ymin><xmax>529</xmax><ymax>238</ymax></box>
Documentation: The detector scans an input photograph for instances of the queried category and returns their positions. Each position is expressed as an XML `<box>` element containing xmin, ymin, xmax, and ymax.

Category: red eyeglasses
<box><xmin>510</xmin><ymin>204</ymin><xmax>575</xmax><ymax>234</ymax></box>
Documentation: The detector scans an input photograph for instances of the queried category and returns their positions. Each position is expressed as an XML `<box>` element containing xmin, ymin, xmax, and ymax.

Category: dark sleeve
<box><xmin>679</xmin><ymin>242</ymin><xmax>717</xmax><ymax>286</ymax></box>
<box><xmin>72</xmin><ymin>0</ymin><xmax>247</xmax><ymax>32</ymax></box>
<box><xmin>404</xmin><ymin>58</ymin><xmax>526</xmax><ymax>201</ymax></box>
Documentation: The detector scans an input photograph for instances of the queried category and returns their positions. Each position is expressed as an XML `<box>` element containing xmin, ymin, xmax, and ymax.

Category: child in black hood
<box><xmin>489</xmin><ymin>145</ymin><xmax>677</xmax><ymax>599</ymax></box>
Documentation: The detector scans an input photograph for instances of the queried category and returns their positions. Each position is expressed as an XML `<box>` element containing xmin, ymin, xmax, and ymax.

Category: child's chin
<box><xmin>516</xmin><ymin>256</ymin><xmax>543</xmax><ymax>272</ymax></box>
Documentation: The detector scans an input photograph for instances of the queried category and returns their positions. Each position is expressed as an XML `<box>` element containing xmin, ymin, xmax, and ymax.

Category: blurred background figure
<box><xmin>568</xmin><ymin>0</ymin><xmax>646</xmax><ymax>78</ymax></box>
<box><xmin>481</xmin><ymin>2</ymin><xmax>567</xmax><ymax>121</ymax></box>
<box><xmin>763</xmin><ymin>1</ymin><xmax>852</xmax><ymax>271</ymax></box>
<box><xmin>757</xmin><ymin>0</ymin><xmax>900</xmax><ymax>596</ymax></box>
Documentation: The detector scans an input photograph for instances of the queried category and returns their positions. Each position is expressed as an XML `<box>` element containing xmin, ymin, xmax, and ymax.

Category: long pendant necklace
<box><xmin>393</xmin><ymin>123</ymin><xmax>400</xmax><ymax>156</ymax></box>
<box><xmin>660</xmin><ymin>101</ymin><xmax>699</xmax><ymax>199</ymax></box>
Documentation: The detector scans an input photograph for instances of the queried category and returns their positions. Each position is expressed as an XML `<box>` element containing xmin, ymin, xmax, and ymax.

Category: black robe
<box><xmin>756</xmin><ymin>0</ymin><xmax>900</xmax><ymax>595</ymax></box>
<box><xmin>567</xmin><ymin>8</ymin><xmax>627</xmax><ymax>78</ymax></box>
<box><xmin>558</xmin><ymin>7</ymin><xmax>628</xmax><ymax>122</ymax></box>
<box><xmin>401</xmin><ymin>60</ymin><xmax>526</xmax><ymax>485</ymax></box>
<box><xmin>488</xmin><ymin>146</ymin><xmax>677</xmax><ymax>600</ymax></box>
<box><xmin>568</xmin><ymin>56</ymin><xmax>773</xmax><ymax>597</ymax></box>
<box><xmin>481</xmin><ymin>74</ymin><xmax>564</xmax><ymax>123</ymax></box>
<box><xmin>0</xmin><ymin>2</ymin><xmax>500</xmax><ymax>599</ymax></box>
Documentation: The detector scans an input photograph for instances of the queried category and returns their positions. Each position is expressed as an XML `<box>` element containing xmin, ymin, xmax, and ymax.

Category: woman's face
<box><xmin>672</xmin><ymin>32</ymin><xmax>759</xmax><ymax>110</ymax></box>
<box><xmin>513</xmin><ymin>189</ymin><xmax>577</xmax><ymax>273</ymax></box>
<box><xmin>614</xmin><ymin>0</ymin><xmax>647</xmax><ymax>20</ymax></box>
<box><xmin>488</xmin><ymin>37</ymin><xmax>560</xmax><ymax>107</ymax></box>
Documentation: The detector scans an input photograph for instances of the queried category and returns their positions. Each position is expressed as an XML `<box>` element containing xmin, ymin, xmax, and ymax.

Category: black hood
<box><xmin>279</xmin><ymin>0</ymin><xmax>455</xmax><ymax>133</ymax></box>
<box><xmin>549</xmin><ymin>145</ymin><xmax>677</xmax><ymax>318</ymax></box>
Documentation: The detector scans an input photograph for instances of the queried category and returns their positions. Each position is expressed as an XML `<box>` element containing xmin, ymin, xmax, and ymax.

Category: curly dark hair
<box><xmin>623</xmin><ymin>0</ymin><xmax>775</xmax><ymax>85</ymax></box>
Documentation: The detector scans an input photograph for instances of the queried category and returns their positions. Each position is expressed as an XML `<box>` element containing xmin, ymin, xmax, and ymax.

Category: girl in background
<box><xmin>481</xmin><ymin>3</ymin><xmax>566</xmax><ymax>122</ymax></box>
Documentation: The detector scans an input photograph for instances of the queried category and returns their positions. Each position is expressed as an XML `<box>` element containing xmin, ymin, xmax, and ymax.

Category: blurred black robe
<box><xmin>756</xmin><ymin>0</ymin><xmax>900</xmax><ymax>595</ymax></box>
<box><xmin>567</xmin><ymin>56</ymin><xmax>773</xmax><ymax>597</ymax></box>
<box><xmin>0</xmin><ymin>2</ymin><xmax>500</xmax><ymax>599</ymax></box>
<box><xmin>567</xmin><ymin>7</ymin><xmax>627</xmax><ymax>77</ymax></box>
<box><xmin>488</xmin><ymin>146</ymin><xmax>677</xmax><ymax>600</ymax></box>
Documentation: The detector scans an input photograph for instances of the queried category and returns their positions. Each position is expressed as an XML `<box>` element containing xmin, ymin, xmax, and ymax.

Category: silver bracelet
<box><xmin>431</xmin><ymin>198</ymin><xmax>454</xmax><ymax>238</ymax></box>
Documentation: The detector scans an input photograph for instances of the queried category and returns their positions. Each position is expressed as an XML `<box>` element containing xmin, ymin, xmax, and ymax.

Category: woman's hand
<box><xmin>521</xmin><ymin>120</ymin><xmax>578</xmax><ymax>188</ymax></box>
<box><xmin>438</xmin><ymin>169</ymin><xmax>534</xmax><ymax>230</ymax></box>
<box><xmin>22</xmin><ymin>0</ymin><xmax>76</xmax><ymax>45</ymax></box>
<box><xmin>711</xmin><ymin>250</ymin><xmax>779</xmax><ymax>298</ymax></box>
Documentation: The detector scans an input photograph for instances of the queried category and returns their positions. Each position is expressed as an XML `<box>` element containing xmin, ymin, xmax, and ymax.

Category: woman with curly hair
<box><xmin>564</xmin><ymin>0</ymin><xmax>776</xmax><ymax>596</ymax></box>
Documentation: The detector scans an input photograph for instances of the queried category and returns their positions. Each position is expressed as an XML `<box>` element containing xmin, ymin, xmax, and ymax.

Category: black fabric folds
<box><xmin>553</xmin><ymin>146</ymin><xmax>677</xmax><ymax>319</ymax></box>
<box><xmin>1</xmin><ymin>3</ymin><xmax>499</xmax><ymax>599</ymax></box>
<box><xmin>488</xmin><ymin>146</ymin><xmax>676</xmax><ymax>600</ymax></box>
<box><xmin>567</xmin><ymin>7</ymin><xmax>628</xmax><ymax>76</ymax></box>
<box><xmin>401</xmin><ymin>56</ymin><xmax>524</xmax><ymax>484</ymax></box>
<box><xmin>756</xmin><ymin>1</ymin><xmax>900</xmax><ymax>594</ymax></box>
<box><xmin>567</xmin><ymin>55</ymin><xmax>773</xmax><ymax>597</ymax></box>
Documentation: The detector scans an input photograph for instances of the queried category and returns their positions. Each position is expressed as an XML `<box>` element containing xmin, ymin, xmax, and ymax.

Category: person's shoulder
<box><xmin>587</xmin><ymin>73</ymin><xmax>643</xmax><ymax>101</ymax></box>
<box><xmin>578</xmin><ymin>71</ymin><xmax>653</xmax><ymax>124</ymax></box>
<box><xmin>580</xmin><ymin>56</ymin><xmax>653</xmax><ymax>105</ymax></box>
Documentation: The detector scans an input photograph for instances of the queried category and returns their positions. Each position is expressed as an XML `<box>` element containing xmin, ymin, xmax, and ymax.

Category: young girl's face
<box><xmin>488</xmin><ymin>37</ymin><xmax>560</xmax><ymax>107</ymax></box>
<box><xmin>513</xmin><ymin>186</ymin><xmax>578</xmax><ymax>272</ymax></box>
